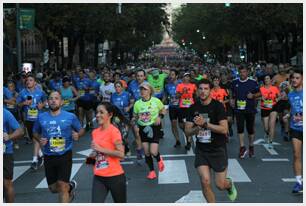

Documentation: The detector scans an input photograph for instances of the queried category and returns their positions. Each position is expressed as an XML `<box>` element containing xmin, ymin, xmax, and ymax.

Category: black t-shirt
<box><xmin>186</xmin><ymin>99</ymin><xmax>227</xmax><ymax>148</ymax></box>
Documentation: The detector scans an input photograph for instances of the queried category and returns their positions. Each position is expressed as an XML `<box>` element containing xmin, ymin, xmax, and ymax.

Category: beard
<box><xmin>50</xmin><ymin>105</ymin><xmax>60</xmax><ymax>112</ymax></box>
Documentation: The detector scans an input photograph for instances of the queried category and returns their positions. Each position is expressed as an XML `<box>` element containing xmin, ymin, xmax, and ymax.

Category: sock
<box><xmin>145</xmin><ymin>155</ymin><xmax>154</xmax><ymax>171</ymax></box>
<box><xmin>296</xmin><ymin>176</ymin><xmax>302</xmax><ymax>185</ymax></box>
<box><xmin>33</xmin><ymin>156</ymin><xmax>38</xmax><ymax>162</ymax></box>
<box><xmin>38</xmin><ymin>149</ymin><xmax>43</xmax><ymax>157</ymax></box>
<box><xmin>153</xmin><ymin>153</ymin><xmax>161</xmax><ymax>162</ymax></box>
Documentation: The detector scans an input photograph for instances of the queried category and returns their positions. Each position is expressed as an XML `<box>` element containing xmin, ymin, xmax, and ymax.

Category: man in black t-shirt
<box><xmin>185</xmin><ymin>79</ymin><xmax>237</xmax><ymax>203</ymax></box>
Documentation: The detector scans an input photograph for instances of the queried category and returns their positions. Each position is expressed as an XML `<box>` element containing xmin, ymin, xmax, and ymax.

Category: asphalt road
<box><xmin>12</xmin><ymin>111</ymin><xmax>303</xmax><ymax>203</ymax></box>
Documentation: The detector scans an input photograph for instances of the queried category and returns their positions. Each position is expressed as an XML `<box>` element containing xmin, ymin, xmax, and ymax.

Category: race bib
<box><xmin>237</xmin><ymin>100</ymin><xmax>246</xmax><ymax>110</ymax></box>
<box><xmin>293</xmin><ymin>114</ymin><xmax>303</xmax><ymax>127</ymax></box>
<box><xmin>63</xmin><ymin>99</ymin><xmax>70</xmax><ymax>106</ymax></box>
<box><xmin>27</xmin><ymin>108</ymin><xmax>38</xmax><ymax>119</ymax></box>
<box><xmin>197</xmin><ymin>129</ymin><xmax>212</xmax><ymax>143</ymax></box>
<box><xmin>49</xmin><ymin>137</ymin><xmax>66</xmax><ymax>152</ymax></box>
<box><xmin>170</xmin><ymin>96</ymin><xmax>179</xmax><ymax>106</ymax></box>
<box><xmin>140</xmin><ymin>112</ymin><xmax>151</xmax><ymax>123</ymax></box>
<box><xmin>263</xmin><ymin>99</ymin><xmax>273</xmax><ymax>109</ymax></box>
<box><xmin>182</xmin><ymin>98</ymin><xmax>192</xmax><ymax>106</ymax></box>
<box><xmin>89</xmin><ymin>89</ymin><xmax>96</xmax><ymax>94</ymax></box>
<box><xmin>79</xmin><ymin>90</ymin><xmax>85</xmax><ymax>96</ymax></box>
<box><xmin>96</xmin><ymin>152</ymin><xmax>109</xmax><ymax>170</ymax></box>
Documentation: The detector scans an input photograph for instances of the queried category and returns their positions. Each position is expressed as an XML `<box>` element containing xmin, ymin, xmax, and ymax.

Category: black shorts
<box><xmin>261</xmin><ymin>107</ymin><xmax>277</xmax><ymax>118</ymax></box>
<box><xmin>76</xmin><ymin>99</ymin><xmax>98</xmax><ymax>111</ymax></box>
<box><xmin>178</xmin><ymin>108</ymin><xmax>190</xmax><ymax>123</ymax></box>
<box><xmin>3</xmin><ymin>154</ymin><xmax>14</xmax><ymax>180</ymax></box>
<box><xmin>25</xmin><ymin>121</ymin><xmax>35</xmax><ymax>139</ymax></box>
<box><xmin>275</xmin><ymin>100</ymin><xmax>290</xmax><ymax>113</ymax></box>
<box><xmin>44</xmin><ymin>150</ymin><xmax>73</xmax><ymax>185</ymax></box>
<box><xmin>290</xmin><ymin>129</ymin><xmax>303</xmax><ymax>142</ymax></box>
<box><xmin>235</xmin><ymin>112</ymin><xmax>255</xmax><ymax>134</ymax></box>
<box><xmin>194</xmin><ymin>145</ymin><xmax>228</xmax><ymax>173</ymax></box>
<box><xmin>139</xmin><ymin>124</ymin><xmax>162</xmax><ymax>143</ymax></box>
<box><xmin>226</xmin><ymin>106</ymin><xmax>233</xmax><ymax>117</ymax></box>
<box><xmin>169</xmin><ymin>107</ymin><xmax>180</xmax><ymax>121</ymax></box>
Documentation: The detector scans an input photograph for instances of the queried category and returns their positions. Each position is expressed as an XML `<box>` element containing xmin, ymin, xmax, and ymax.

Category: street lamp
<box><xmin>189</xmin><ymin>42</ymin><xmax>192</xmax><ymax>45</ymax></box>
<box><xmin>202</xmin><ymin>36</ymin><xmax>206</xmax><ymax>40</ymax></box>
<box><xmin>196</xmin><ymin>29</ymin><xmax>200</xmax><ymax>33</ymax></box>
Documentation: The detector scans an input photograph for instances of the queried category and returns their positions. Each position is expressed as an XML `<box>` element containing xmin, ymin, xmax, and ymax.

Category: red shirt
<box><xmin>260</xmin><ymin>86</ymin><xmax>280</xmax><ymax>110</ymax></box>
<box><xmin>176</xmin><ymin>83</ymin><xmax>197</xmax><ymax>108</ymax></box>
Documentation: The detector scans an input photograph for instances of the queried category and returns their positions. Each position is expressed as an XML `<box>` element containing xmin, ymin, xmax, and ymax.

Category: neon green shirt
<box><xmin>133</xmin><ymin>97</ymin><xmax>164</xmax><ymax>126</ymax></box>
<box><xmin>147</xmin><ymin>73</ymin><xmax>168</xmax><ymax>98</ymax></box>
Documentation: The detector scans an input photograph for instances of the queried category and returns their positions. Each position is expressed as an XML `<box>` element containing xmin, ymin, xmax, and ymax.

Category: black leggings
<box><xmin>91</xmin><ymin>174</ymin><xmax>127</xmax><ymax>203</ymax></box>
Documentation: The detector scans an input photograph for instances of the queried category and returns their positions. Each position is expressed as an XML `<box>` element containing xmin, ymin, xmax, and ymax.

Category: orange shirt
<box><xmin>260</xmin><ymin>86</ymin><xmax>280</xmax><ymax>110</ymax></box>
<box><xmin>176</xmin><ymin>83</ymin><xmax>197</xmax><ymax>108</ymax></box>
<box><xmin>273</xmin><ymin>74</ymin><xmax>289</xmax><ymax>88</ymax></box>
<box><xmin>120</xmin><ymin>80</ymin><xmax>128</xmax><ymax>89</ymax></box>
<box><xmin>210</xmin><ymin>88</ymin><xmax>228</xmax><ymax>108</ymax></box>
<box><xmin>92</xmin><ymin>124</ymin><xmax>124</xmax><ymax>177</ymax></box>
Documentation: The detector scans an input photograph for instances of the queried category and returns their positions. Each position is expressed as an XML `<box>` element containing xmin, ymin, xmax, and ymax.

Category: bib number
<box><xmin>237</xmin><ymin>100</ymin><xmax>246</xmax><ymax>110</ymax></box>
<box><xmin>182</xmin><ymin>98</ymin><xmax>191</xmax><ymax>106</ymax></box>
<box><xmin>197</xmin><ymin>129</ymin><xmax>212</xmax><ymax>143</ymax></box>
<box><xmin>263</xmin><ymin>99</ymin><xmax>273</xmax><ymax>109</ymax></box>
<box><xmin>79</xmin><ymin>90</ymin><xmax>85</xmax><ymax>96</ymax></box>
<box><xmin>27</xmin><ymin>108</ymin><xmax>38</xmax><ymax>118</ymax></box>
<box><xmin>63</xmin><ymin>99</ymin><xmax>70</xmax><ymax>106</ymax></box>
<box><xmin>96</xmin><ymin>152</ymin><xmax>109</xmax><ymax>170</ymax></box>
<box><xmin>49</xmin><ymin>137</ymin><xmax>65</xmax><ymax>152</ymax></box>
<box><xmin>140</xmin><ymin>112</ymin><xmax>151</xmax><ymax>123</ymax></box>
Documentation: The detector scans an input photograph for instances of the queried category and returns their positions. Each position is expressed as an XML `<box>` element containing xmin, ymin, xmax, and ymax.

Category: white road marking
<box><xmin>158</xmin><ymin>160</ymin><xmax>189</xmax><ymax>184</ymax></box>
<box><xmin>261</xmin><ymin>158</ymin><xmax>289</xmax><ymax>162</ymax></box>
<box><xmin>282</xmin><ymin>178</ymin><xmax>296</xmax><ymax>182</ymax></box>
<box><xmin>76</xmin><ymin>149</ymin><xmax>93</xmax><ymax>156</ymax></box>
<box><xmin>253</xmin><ymin>138</ymin><xmax>265</xmax><ymax>145</ymax></box>
<box><xmin>175</xmin><ymin>190</ymin><xmax>207</xmax><ymax>203</ymax></box>
<box><xmin>228</xmin><ymin>159</ymin><xmax>252</xmax><ymax>182</ymax></box>
<box><xmin>36</xmin><ymin>163</ymin><xmax>83</xmax><ymax>189</ymax></box>
<box><xmin>263</xmin><ymin>144</ymin><xmax>278</xmax><ymax>155</ymax></box>
<box><xmin>13</xmin><ymin>166</ymin><xmax>30</xmax><ymax>181</ymax></box>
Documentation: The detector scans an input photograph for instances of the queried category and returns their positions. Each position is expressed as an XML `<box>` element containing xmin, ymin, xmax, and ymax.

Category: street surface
<box><xmin>13</xmin><ymin>111</ymin><xmax>303</xmax><ymax>203</ymax></box>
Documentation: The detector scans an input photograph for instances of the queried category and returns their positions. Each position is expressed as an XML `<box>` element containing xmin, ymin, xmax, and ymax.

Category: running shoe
<box><xmin>268</xmin><ymin>141</ymin><xmax>274</xmax><ymax>149</ymax></box>
<box><xmin>37</xmin><ymin>156</ymin><xmax>44</xmax><ymax>168</ymax></box>
<box><xmin>147</xmin><ymin>171</ymin><xmax>157</xmax><ymax>180</ymax></box>
<box><xmin>292</xmin><ymin>182</ymin><xmax>303</xmax><ymax>194</ymax></box>
<box><xmin>239</xmin><ymin>146</ymin><xmax>247</xmax><ymax>159</ymax></box>
<box><xmin>174</xmin><ymin>140</ymin><xmax>181</xmax><ymax>148</ymax></box>
<box><xmin>158</xmin><ymin>156</ymin><xmax>165</xmax><ymax>172</ymax></box>
<box><xmin>264</xmin><ymin>133</ymin><xmax>269</xmax><ymax>143</ymax></box>
<box><xmin>248</xmin><ymin>146</ymin><xmax>254</xmax><ymax>158</ymax></box>
<box><xmin>69</xmin><ymin>180</ymin><xmax>77</xmax><ymax>202</ymax></box>
<box><xmin>30</xmin><ymin>161</ymin><xmax>38</xmax><ymax>170</ymax></box>
<box><xmin>185</xmin><ymin>141</ymin><xmax>191</xmax><ymax>151</ymax></box>
<box><xmin>226</xmin><ymin>177</ymin><xmax>237</xmax><ymax>201</ymax></box>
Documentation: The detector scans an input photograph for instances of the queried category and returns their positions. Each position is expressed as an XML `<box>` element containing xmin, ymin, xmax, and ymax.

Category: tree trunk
<box><xmin>79</xmin><ymin>35</ymin><xmax>85</xmax><ymax>66</ymax></box>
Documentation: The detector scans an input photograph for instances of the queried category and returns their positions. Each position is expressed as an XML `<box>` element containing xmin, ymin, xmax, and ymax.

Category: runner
<box><xmin>176</xmin><ymin>72</ymin><xmax>197</xmax><ymax>150</ymax></box>
<box><xmin>259</xmin><ymin>74</ymin><xmax>280</xmax><ymax>148</ymax></box>
<box><xmin>33</xmin><ymin>91</ymin><xmax>85</xmax><ymax>203</ymax></box>
<box><xmin>283</xmin><ymin>69</ymin><xmax>303</xmax><ymax>193</ymax></box>
<box><xmin>133</xmin><ymin>82</ymin><xmax>166</xmax><ymax>179</ymax></box>
<box><xmin>88</xmin><ymin>102</ymin><xmax>126</xmax><ymax>203</ymax></box>
<box><xmin>60</xmin><ymin>77</ymin><xmax>79</xmax><ymax>113</ymax></box>
<box><xmin>273</xmin><ymin>64</ymin><xmax>291</xmax><ymax>141</ymax></box>
<box><xmin>230</xmin><ymin>65</ymin><xmax>260</xmax><ymax>158</ymax></box>
<box><xmin>17</xmin><ymin>74</ymin><xmax>47</xmax><ymax>170</ymax></box>
<box><xmin>165</xmin><ymin>69</ymin><xmax>182</xmax><ymax>147</ymax></box>
<box><xmin>3</xmin><ymin>108</ymin><xmax>24</xmax><ymax>203</ymax></box>
<box><xmin>184</xmin><ymin>79</ymin><xmax>237</xmax><ymax>203</ymax></box>
<box><xmin>128</xmin><ymin>69</ymin><xmax>147</xmax><ymax>161</ymax></box>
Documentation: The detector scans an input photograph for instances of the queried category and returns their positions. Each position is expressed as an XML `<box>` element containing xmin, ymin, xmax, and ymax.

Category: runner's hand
<box><xmin>154</xmin><ymin>117</ymin><xmax>161</xmax><ymax>125</ymax></box>
<box><xmin>72</xmin><ymin>131</ymin><xmax>79</xmax><ymax>141</ymax></box>
<box><xmin>3</xmin><ymin>132</ymin><xmax>10</xmax><ymax>141</ymax></box>
<box><xmin>247</xmin><ymin>92</ymin><xmax>254</xmax><ymax>99</ymax></box>
<box><xmin>193</xmin><ymin>115</ymin><xmax>205</xmax><ymax>127</ymax></box>
<box><xmin>91</xmin><ymin>141</ymin><xmax>104</xmax><ymax>153</ymax></box>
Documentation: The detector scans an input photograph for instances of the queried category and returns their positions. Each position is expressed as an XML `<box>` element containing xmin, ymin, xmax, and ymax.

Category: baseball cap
<box><xmin>139</xmin><ymin>82</ymin><xmax>151</xmax><ymax>90</ymax></box>
<box><xmin>183</xmin><ymin>72</ymin><xmax>191</xmax><ymax>77</ymax></box>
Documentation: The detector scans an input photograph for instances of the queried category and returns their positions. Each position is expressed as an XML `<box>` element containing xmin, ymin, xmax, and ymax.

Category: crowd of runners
<box><xmin>3</xmin><ymin>61</ymin><xmax>303</xmax><ymax>203</ymax></box>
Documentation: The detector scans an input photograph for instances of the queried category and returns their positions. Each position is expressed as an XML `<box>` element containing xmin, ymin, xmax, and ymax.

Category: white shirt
<box><xmin>99</xmin><ymin>83</ymin><xmax>115</xmax><ymax>102</ymax></box>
